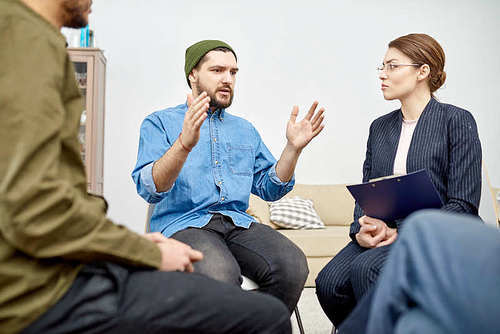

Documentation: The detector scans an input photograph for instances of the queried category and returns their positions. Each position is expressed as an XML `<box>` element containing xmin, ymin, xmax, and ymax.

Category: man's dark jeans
<box><xmin>22</xmin><ymin>262</ymin><xmax>291</xmax><ymax>334</ymax></box>
<box><xmin>171</xmin><ymin>214</ymin><xmax>309</xmax><ymax>313</ymax></box>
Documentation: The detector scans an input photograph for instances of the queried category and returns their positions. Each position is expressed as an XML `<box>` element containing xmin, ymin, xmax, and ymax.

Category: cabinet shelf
<box><xmin>69</xmin><ymin>48</ymin><xmax>106</xmax><ymax>195</ymax></box>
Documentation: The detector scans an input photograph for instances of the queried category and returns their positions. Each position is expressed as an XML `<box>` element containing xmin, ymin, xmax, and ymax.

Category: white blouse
<box><xmin>393</xmin><ymin>118</ymin><xmax>418</xmax><ymax>175</ymax></box>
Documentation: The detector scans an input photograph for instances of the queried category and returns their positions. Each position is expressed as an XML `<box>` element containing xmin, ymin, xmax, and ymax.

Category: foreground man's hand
<box><xmin>144</xmin><ymin>233</ymin><xmax>203</xmax><ymax>272</ymax></box>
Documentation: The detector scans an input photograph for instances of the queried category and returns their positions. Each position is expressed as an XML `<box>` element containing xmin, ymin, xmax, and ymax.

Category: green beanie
<box><xmin>184</xmin><ymin>40</ymin><xmax>237</xmax><ymax>87</ymax></box>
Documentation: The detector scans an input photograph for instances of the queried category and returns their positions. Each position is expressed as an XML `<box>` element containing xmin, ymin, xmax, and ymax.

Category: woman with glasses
<box><xmin>315</xmin><ymin>33</ymin><xmax>482</xmax><ymax>328</ymax></box>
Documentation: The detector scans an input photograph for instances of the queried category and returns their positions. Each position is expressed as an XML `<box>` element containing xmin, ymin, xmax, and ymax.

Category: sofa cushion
<box><xmin>270</xmin><ymin>196</ymin><xmax>325</xmax><ymax>229</ymax></box>
<box><xmin>278</xmin><ymin>226</ymin><xmax>351</xmax><ymax>257</ymax></box>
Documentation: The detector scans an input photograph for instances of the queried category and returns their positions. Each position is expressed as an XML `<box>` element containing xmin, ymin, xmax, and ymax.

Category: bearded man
<box><xmin>132</xmin><ymin>40</ymin><xmax>326</xmax><ymax>313</ymax></box>
<box><xmin>0</xmin><ymin>2</ymin><xmax>292</xmax><ymax>333</ymax></box>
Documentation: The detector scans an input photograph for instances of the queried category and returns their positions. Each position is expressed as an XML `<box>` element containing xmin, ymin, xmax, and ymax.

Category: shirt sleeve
<box><xmin>251</xmin><ymin>127</ymin><xmax>295</xmax><ymax>201</ymax></box>
<box><xmin>0</xmin><ymin>25</ymin><xmax>161</xmax><ymax>269</ymax></box>
<box><xmin>131</xmin><ymin>116</ymin><xmax>174</xmax><ymax>203</ymax></box>
<box><xmin>441</xmin><ymin>109</ymin><xmax>482</xmax><ymax>214</ymax></box>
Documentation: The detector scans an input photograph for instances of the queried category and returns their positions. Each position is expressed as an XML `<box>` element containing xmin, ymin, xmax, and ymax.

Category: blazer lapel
<box><xmin>406</xmin><ymin>98</ymin><xmax>439</xmax><ymax>173</ymax></box>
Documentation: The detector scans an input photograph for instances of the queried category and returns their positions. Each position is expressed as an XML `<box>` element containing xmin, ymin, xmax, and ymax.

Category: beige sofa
<box><xmin>247</xmin><ymin>184</ymin><xmax>355</xmax><ymax>287</ymax></box>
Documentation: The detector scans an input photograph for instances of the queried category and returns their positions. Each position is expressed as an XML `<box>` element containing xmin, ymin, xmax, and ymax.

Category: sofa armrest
<box><xmin>247</xmin><ymin>194</ymin><xmax>278</xmax><ymax>229</ymax></box>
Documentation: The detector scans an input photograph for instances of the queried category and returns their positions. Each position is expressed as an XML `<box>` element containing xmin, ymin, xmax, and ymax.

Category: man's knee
<box><xmin>172</xmin><ymin>228</ymin><xmax>242</xmax><ymax>285</ymax></box>
<box><xmin>399</xmin><ymin>209</ymin><xmax>459</xmax><ymax>250</ymax></box>
<box><xmin>404</xmin><ymin>209</ymin><xmax>483</xmax><ymax>238</ymax></box>
<box><xmin>272</xmin><ymin>244</ymin><xmax>309</xmax><ymax>289</ymax></box>
<box><xmin>195</xmin><ymin>257</ymin><xmax>241</xmax><ymax>286</ymax></box>
<box><xmin>402</xmin><ymin>209</ymin><xmax>450</xmax><ymax>236</ymax></box>
<box><xmin>291</xmin><ymin>246</ymin><xmax>309</xmax><ymax>283</ymax></box>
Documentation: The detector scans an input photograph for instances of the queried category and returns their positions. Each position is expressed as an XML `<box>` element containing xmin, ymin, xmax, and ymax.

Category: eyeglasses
<box><xmin>377</xmin><ymin>63</ymin><xmax>422</xmax><ymax>74</ymax></box>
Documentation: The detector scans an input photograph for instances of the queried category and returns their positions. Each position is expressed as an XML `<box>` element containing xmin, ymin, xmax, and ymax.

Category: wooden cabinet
<box><xmin>68</xmin><ymin>48</ymin><xmax>106</xmax><ymax>195</ymax></box>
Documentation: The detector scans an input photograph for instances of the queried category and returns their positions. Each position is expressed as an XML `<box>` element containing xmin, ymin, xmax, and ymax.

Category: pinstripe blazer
<box><xmin>349</xmin><ymin>98</ymin><xmax>482</xmax><ymax>240</ymax></box>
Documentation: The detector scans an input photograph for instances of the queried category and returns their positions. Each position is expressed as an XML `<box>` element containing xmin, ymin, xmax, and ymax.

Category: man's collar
<box><xmin>207</xmin><ymin>107</ymin><xmax>225</xmax><ymax>121</ymax></box>
<box><xmin>215</xmin><ymin>108</ymin><xmax>225</xmax><ymax>121</ymax></box>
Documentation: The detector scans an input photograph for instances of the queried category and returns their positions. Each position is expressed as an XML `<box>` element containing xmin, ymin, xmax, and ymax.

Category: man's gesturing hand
<box><xmin>181</xmin><ymin>92</ymin><xmax>210</xmax><ymax>150</ymax></box>
<box><xmin>286</xmin><ymin>101</ymin><xmax>325</xmax><ymax>151</ymax></box>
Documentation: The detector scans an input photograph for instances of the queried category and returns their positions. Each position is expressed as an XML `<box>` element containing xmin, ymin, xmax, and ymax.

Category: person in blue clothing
<box><xmin>338</xmin><ymin>210</ymin><xmax>500</xmax><ymax>334</ymax></box>
<box><xmin>132</xmin><ymin>40</ymin><xmax>325</xmax><ymax>312</ymax></box>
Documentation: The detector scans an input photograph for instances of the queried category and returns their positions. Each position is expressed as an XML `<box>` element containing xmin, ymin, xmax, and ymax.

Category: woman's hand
<box><xmin>355</xmin><ymin>216</ymin><xmax>386</xmax><ymax>248</ymax></box>
<box><xmin>376</xmin><ymin>226</ymin><xmax>398</xmax><ymax>247</ymax></box>
<box><xmin>355</xmin><ymin>216</ymin><xmax>398</xmax><ymax>248</ymax></box>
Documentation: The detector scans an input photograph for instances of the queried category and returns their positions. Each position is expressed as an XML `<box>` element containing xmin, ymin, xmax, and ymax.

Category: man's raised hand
<box><xmin>286</xmin><ymin>101</ymin><xmax>325</xmax><ymax>151</ymax></box>
<box><xmin>180</xmin><ymin>92</ymin><xmax>210</xmax><ymax>150</ymax></box>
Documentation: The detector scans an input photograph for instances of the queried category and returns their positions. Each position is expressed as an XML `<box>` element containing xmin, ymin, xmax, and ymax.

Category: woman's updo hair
<box><xmin>389</xmin><ymin>33</ymin><xmax>446</xmax><ymax>93</ymax></box>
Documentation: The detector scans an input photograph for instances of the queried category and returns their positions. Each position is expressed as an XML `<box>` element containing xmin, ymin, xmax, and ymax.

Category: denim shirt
<box><xmin>132</xmin><ymin>102</ymin><xmax>294</xmax><ymax>236</ymax></box>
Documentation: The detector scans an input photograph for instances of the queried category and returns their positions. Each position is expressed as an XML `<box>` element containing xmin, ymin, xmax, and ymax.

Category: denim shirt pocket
<box><xmin>228</xmin><ymin>143</ymin><xmax>254</xmax><ymax>176</ymax></box>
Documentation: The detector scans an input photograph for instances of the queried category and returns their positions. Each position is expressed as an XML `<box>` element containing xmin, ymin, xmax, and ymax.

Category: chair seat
<box><xmin>241</xmin><ymin>275</ymin><xmax>259</xmax><ymax>290</ymax></box>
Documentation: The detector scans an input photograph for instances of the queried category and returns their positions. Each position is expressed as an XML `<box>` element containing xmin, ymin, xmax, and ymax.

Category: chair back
<box><xmin>479</xmin><ymin>163</ymin><xmax>499</xmax><ymax>227</ymax></box>
<box><xmin>145</xmin><ymin>204</ymin><xmax>155</xmax><ymax>233</ymax></box>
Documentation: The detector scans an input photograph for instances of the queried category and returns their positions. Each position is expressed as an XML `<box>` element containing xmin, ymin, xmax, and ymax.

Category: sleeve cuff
<box><xmin>268</xmin><ymin>162</ymin><xmax>295</xmax><ymax>187</ymax></box>
<box><xmin>140</xmin><ymin>162</ymin><xmax>174</xmax><ymax>199</ymax></box>
<box><xmin>349</xmin><ymin>221</ymin><xmax>361</xmax><ymax>242</ymax></box>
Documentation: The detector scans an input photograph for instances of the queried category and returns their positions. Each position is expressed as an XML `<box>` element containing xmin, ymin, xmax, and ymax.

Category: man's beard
<box><xmin>195</xmin><ymin>82</ymin><xmax>234</xmax><ymax>110</ymax></box>
<box><xmin>61</xmin><ymin>0</ymin><xmax>90</xmax><ymax>28</ymax></box>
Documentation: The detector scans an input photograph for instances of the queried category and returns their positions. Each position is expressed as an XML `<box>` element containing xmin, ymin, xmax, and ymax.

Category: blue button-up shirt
<box><xmin>132</xmin><ymin>102</ymin><xmax>294</xmax><ymax>237</ymax></box>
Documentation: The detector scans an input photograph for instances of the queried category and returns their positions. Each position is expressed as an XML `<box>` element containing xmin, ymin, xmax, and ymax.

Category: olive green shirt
<box><xmin>0</xmin><ymin>1</ymin><xmax>162</xmax><ymax>332</ymax></box>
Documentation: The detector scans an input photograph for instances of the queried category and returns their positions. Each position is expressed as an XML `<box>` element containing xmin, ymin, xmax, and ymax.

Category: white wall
<box><xmin>87</xmin><ymin>0</ymin><xmax>500</xmax><ymax>233</ymax></box>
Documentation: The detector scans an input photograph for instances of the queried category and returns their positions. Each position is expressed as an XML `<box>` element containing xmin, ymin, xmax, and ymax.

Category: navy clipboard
<box><xmin>346</xmin><ymin>170</ymin><xmax>443</xmax><ymax>222</ymax></box>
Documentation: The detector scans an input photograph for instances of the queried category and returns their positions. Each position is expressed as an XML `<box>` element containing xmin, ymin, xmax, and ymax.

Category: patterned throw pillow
<box><xmin>269</xmin><ymin>196</ymin><xmax>325</xmax><ymax>229</ymax></box>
